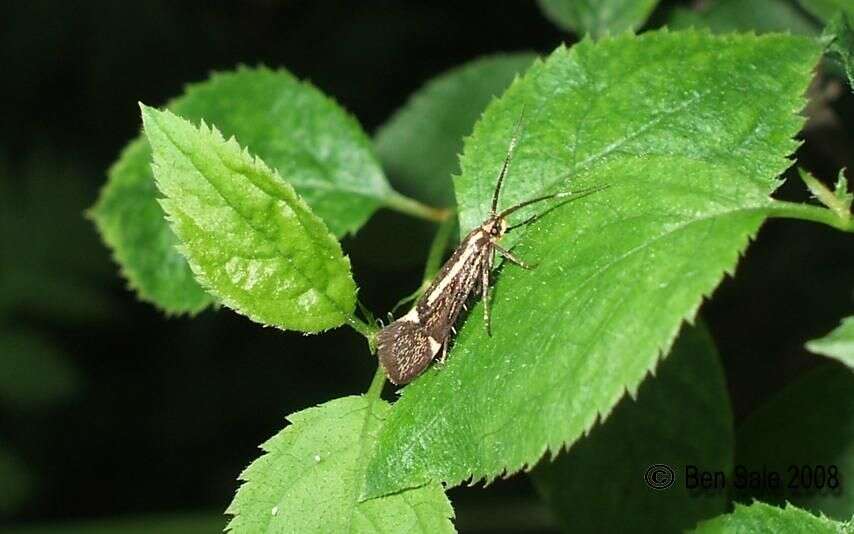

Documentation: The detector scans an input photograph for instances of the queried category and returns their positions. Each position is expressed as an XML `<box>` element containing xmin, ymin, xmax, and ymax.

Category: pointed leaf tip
<box><xmin>94</xmin><ymin>68</ymin><xmax>392</xmax><ymax>314</ymax></box>
<box><xmin>141</xmin><ymin>106</ymin><xmax>358</xmax><ymax>332</ymax></box>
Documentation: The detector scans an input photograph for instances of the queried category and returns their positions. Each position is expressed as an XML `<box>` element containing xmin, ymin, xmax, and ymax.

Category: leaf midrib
<box><xmin>387</xmin><ymin>201</ymin><xmax>771</xmax><ymax>484</ymax></box>
<box><xmin>153</xmin><ymin>114</ymin><xmax>351</xmax><ymax>318</ymax></box>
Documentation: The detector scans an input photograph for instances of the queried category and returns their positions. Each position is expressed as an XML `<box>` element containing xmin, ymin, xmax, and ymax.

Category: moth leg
<box><xmin>435</xmin><ymin>337</ymin><xmax>450</xmax><ymax>365</ymax></box>
<box><xmin>483</xmin><ymin>250</ymin><xmax>494</xmax><ymax>336</ymax></box>
<box><xmin>494</xmin><ymin>243</ymin><xmax>536</xmax><ymax>270</ymax></box>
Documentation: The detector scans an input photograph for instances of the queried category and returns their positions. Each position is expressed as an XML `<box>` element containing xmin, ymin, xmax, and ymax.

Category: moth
<box><xmin>377</xmin><ymin>120</ymin><xmax>606</xmax><ymax>385</ymax></box>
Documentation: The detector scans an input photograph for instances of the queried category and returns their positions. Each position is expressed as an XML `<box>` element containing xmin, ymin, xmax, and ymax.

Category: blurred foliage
<box><xmin>0</xmin><ymin>446</ymin><xmax>34</xmax><ymax>516</ymax></box>
<box><xmin>734</xmin><ymin>364</ymin><xmax>854</xmax><ymax>520</ymax></box>
<box><xmin>0</xmin><ymin>155</ymin><xmax>113</xmax><ymax>518</ymax></box>
<box><xmin>806</xmin><ymin>316</ymin><xmax>854</xmax><ymax>368</ymax></box>
<box><xmin>668</xmin><ymin>0</ymin><xmax>819</xmax><ymax>34</ymax></box>
<box><xmin>798</xmin><ymin>0</ymin><xmax>854</xmax><ymax>22</ymax></box>
<box><xmin>533</xmin><ymin>324</ymin><xmax>732</xmax><ymax>533</ymax></box>
<box><xmin>375</xmin><ymin>53</ymin><xmax>536</xmax><ymax>208</ymax></box>
<box><xmin>537</xmin><ymin>0</ymin><xmax>660</xmax><ymax>37</ymax></box>
<box><xmin>823</xmin><ymin>11</ymin><xmax>854</xmax><ymax>89</ymax></box>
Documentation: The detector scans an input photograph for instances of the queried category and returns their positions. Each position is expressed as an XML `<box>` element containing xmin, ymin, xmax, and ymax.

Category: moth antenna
<box><xmin>501</xmin><ymin>184</ymin><xmax>610</xmax><ymax>225</ymax></box>
<box><xmin>491</xmin><ymin>104</ymin><xmax>527</xmax><ymax>215</ymax></box>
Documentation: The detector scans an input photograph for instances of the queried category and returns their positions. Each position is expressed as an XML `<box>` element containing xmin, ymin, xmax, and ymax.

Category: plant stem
<box><xmin>345</xmin><ymin>314</ymin><xmax>378</xmax><ymax>343</ymax></box>
<box><xmin>384</xmin><ymin>190</ymin><xmax>453</xmax><ymax>223</ymax></box>
<box><xmin>366</xmin><ymin>364</ymin><xmax>386</xmax><ymax>401</ymax></box>
<box><xmin>423</xmin><ymin>211</ymin><xmax>457</xmax><ymax>282</ymax></box>
<box><xmin>389</xmin><ymin>211</ymin><xmax>457</xmax><ymax>314</ymax></box>
<box><xmin>798</xmin><ymin>168</ymin><xmax>851</xmax><ymax>222</ymax></box>
<box><xmin>361</xmin><ymin>209</ymin><xmax>458</xmax><ymax>399</ymax></box>
<box><xmin>763</xmin><ymin>200</ymin><xmax>854</xmax><ymax>232</ymax></box>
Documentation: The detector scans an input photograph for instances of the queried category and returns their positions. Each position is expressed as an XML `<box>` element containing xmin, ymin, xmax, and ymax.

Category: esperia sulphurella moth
<box><xmin>377</xmin><ymin>110</ymin><xmax>608</xmax><ymax>384</ymax></box>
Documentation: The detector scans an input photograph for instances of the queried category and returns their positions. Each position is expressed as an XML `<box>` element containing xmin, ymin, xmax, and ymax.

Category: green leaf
<box><xmin>226</xmin><ymin>396</ymin><xmax>454</xmax><ymax>533</ymax></box>
<box><xmin>90</xmin><ymin>138</ymin><xmax>213</xmax><ymax>314</ymax></box>
<box><xmin>799</xmin><ymin>167</ymin><xmax>853</xmax><ymax>221</ymax></box>
<box><xmin>835</xmin><ymin>170</ymin><xmax>852</xmax><ymax>209</ymax></box>
<box><xmin>0</xmin><ymin>329</ymin><xmax>80</xmax><ymax>409</ymax></box>
<box><xmin>537</xmin><ymin>0</ymin><xmax>659</xmax><ymax>37</ymax></box>
<box><xmin>375</xmin><ymin>53</ymin><xmax>536</xmax><ymax>208</ymax></box>
<box><xmin>798</xmin><ymin>0</ymin><xmax>854</xmax><ymax>23</ymax></box>
<box><xmin>807</xmin><ymin>317</ymin><xmax>854</xmax><ymax>369</ymax></box>
<box><xmin>692</xmin><ymin>501</ymin><xmax>851</xmax><ymax>533</ymax></box>
<box><xmin>668</xmin><ymin>0</ymin><xmax>819</xmax><ymax>35</ymax></box>
<box><xmin>735</xmin><ymin>365</ymin><xmax>854</xmax><ymax>520</ymax></box>
<box><xmin>140</xmin><ymin>105</ymin><xmax>357</xmax><ymax>333</ymax></box>
<box><xmin>364</xmin><ymin>31</ymin><xmax>821</xmax><ymax>498</ymax></box>
<box><xmin>532</xmin><ymin>323</ymin><xmax>732</xmax><ymax>533</ymax></box>
<box><xmin>822</xmin><ymin>11</ymin><xmax>854</xmax><ymax>88</ymax></box>
<box><xmin>91</xmin><ymin>67</ymin><xmax>393</xmax><ymax>314</ymax></box>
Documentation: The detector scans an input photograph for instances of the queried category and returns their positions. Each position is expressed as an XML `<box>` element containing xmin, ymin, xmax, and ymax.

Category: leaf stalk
<box><xmin>385</xmin><ymin>191</ymin><xmax>453</xmax><ymax>223</ymax></box>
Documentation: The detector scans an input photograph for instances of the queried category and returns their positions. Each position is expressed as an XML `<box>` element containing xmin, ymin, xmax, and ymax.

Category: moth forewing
<box><xmin>378</xmin><ymin>225</ymin><xmax>492</xmax><ymax>385</ymax></box>
<box><xmin>376</xmin><ymin>317</ymin><xmax>436</xmax><ymax>386</ymax></box>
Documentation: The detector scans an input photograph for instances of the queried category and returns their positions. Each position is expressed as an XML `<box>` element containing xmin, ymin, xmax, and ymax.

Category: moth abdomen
<box><xmin>377</xmin><ymin>317</ymin><xmax>442</xmax><ymax>385</ymax></box>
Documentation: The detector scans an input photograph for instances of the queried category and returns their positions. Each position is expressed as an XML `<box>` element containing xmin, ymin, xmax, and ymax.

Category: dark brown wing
<box><xmin>377</xmin><ymin>226</ymin><xmax>490</xmax><ymax>384</ymax></box>
<box><xmin>417</xmin><ymin>228</ymin><xmax>489</xmax><ymax>345</ymax></box>
<box><xmin>377</xmin><ymin>320</ymin><xmax>434</xmax><ymax>385</ymax></box>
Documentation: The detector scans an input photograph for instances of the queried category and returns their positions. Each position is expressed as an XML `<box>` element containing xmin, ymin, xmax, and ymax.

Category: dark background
<box><xmin>1</xmin><ymin>1</ymin><xmax>851</xmax><ymax>531</ymax></box>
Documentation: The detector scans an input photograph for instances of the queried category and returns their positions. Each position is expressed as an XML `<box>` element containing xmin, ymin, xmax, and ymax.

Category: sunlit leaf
<box><xmin>692</xmin><ymin>501</ymin><xmax>851</xmax><ymax>533</ymax></box>
<box><xmin>92</xmin><ymin>67</ymin><xmax>392</xmax><ymax>314</ymax></box>
<box><xmin>806</xmin><ymin>317</ymin><xmax>854</xmax><ymax>369</ymax></box>
<box><xmin>364</xmin><ymin>30</ymin><xmax>821</xmax><ymax>498</ymax></box>
<box><xmin>141</xmin><ymin>105</ymin><xmax>357</xmax><ymax>332</ymax></box>
<box><xmin>226</xmin><ymin>396</ymin><xmax>454</xmax><ymax>533</ymax></box>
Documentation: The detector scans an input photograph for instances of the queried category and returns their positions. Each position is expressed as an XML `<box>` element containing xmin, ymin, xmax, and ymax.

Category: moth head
<box><xmin>485</xmin><ymin>216</ymin><xmax>508</xmax><ymax>239</ymax></box>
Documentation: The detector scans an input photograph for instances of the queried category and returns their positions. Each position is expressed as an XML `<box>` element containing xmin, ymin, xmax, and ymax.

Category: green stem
<box><xmin>384</xmin><ymin>191</ymin><xmax>452</xmax><ymax>223</ymax></box>
<box><xmin>763</xmin><ymin>200</ymin><xmax>854</xmax><ymax>232</ymax></box>
<box><xmin>798</xmin><ymin>168</ymin><xmax>851</xmax><ymax>221</ymax></box>
<box><xmin>389</xmin><ymin>211</ymin><xmax>457</xmax><ymax>314</ymax></box>
<box><xmin>345</xmin><ymin>314</ymin><xmax>378</xmax><ymax>343</ymax></box>
<box><xmin>422</xmin><ymin>211</ymin><xmax>457</xmax><ymax>282</ymax></box>
<box><xmin>361</xmin><ymin>200</ymin><xmax>456</xmax><ymax>398</ymax></box>
<box><xmin>366</xmin><ymin>364</ymin><xmax>386</xmax><ymax>400</ymax></box>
